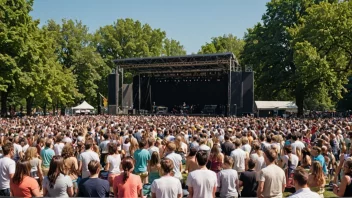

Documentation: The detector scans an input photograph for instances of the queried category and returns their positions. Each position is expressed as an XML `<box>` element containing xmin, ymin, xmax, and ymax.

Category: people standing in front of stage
<box><xmin>218</xmin><ymin>156</ymin><xmax>239</xmax><ymax>198</ymax></box>
<box><xmin>231</xmin><ymin>139</ymin><xmax>248</xmax><ymax>174</ymax></box>
<box><xmin>221</xmin><ymin>133</ymin><xmax>235</xmax><ymax>156</ymax></box>
<box><xmin>133</xmin><ymin>140</ymin><xmax>151</xmax><ymax>184</ymax></box>
<box><xmin>190</xmin><ymin>135</ymin><xmax>199</xmax><ymax>150</ymax></box>
<box><xmin>78</xmin><ymin>139</ymin><xmax>100</xmax><ymax>179</ymax></box>
<box><xmin>148</xmin><ymin>137</ymin><xmax>159</xmax><ymax>156</ymax></box>
<box><xmin>241</xmin><ymin>137</ymin><xmax>251</xmax><ymax>154</ymax></box>
<box><xmin>99</xmin><ymin>134</ymin><xmax>110</xmax><ymax>166</ymax></box>
<box><xmin>0</xmin><ymin>143</ymin><xmax>16</xmax><ymax>196</ymax></box>
<box><xmin>165</xmin><ymin>142</ymin><xmax>183</xmax><ymax>180</ymax></box>
<box><xmin>186</xmin><ymin>151</ymin><xmax>217</xmax><ymax>198</ymax></box>
<box><xmin>151</xmin><ymin>158</ymin><xmax>183</xmax><ymax>198</ymax></box>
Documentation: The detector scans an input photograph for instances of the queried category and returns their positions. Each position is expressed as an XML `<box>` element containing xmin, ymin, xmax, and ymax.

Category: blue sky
<box><xmin>31</xmin><ymin>0</ymin><xmax>269</xmax><ymax>54</ymax></box>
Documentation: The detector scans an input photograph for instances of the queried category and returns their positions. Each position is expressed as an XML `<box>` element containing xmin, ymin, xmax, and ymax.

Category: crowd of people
<box><xmin>0</xmin><ymin>115</ymin><xmax>351</xmax><ymax>198</ymax></box>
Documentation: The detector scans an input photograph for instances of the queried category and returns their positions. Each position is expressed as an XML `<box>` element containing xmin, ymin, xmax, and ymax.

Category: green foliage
<box><xmin>199</xmin><ymin>34</ymin><xmax>245</xmax><ymax>60</ymax></box>
<box><xmin>162</xmin><ymin>38</ymin><xmax>186</xmax><ymax>56</ymax></box>
<box><xmin>241</xmin><ymin>0</ymin><xmax>350</xmax><ymax>114</ymax></box>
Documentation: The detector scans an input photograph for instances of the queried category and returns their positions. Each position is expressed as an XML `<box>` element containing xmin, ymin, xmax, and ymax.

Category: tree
<box><xmin>241</xmin><ymin>0</ymin><xmax>340</xmax><ymax>115</ymax></box>
<box><xmin>162</xmin><ymin>38</ymin><xmax>186</xmax><ymax>56</ymax></box>
<box><xmin>199</xmin><ymin>34</ymin><xmax>245</xmax><ymax>59</ymax></box>
<box><xmin>45</xmin><ymin>19</ymin><xmax>108</xmax><ymax>109</ymax></box>
<box><xmin>0</xmin><ymin>0</ymin><xmax>36</xmax><ymax>116</ymax></box>
<box><xmin>290</xmin><ymin>0</ymin><xmax>352</xmax><ymax>111</ymax></box>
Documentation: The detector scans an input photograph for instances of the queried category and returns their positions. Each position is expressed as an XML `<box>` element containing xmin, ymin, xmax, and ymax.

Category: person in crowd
<box><xmin>62</xmin><ymin>144</ymin><xmax>79</xmax><ymax>194</ymax></box>
<box><xmin>311</xmin><ymin>146</ymin><xmax>328</xmax><ymax>175</ymax></box>
<box><xmin>133</xmin><ymin>139</ymin><xmax>151</xmax><ymax>184</ymax></box>
<box><xmin>282</xmin><ymin>145</ymin><xmax>299</xmax><ymax>187</ymax></box>
<box><xmin>239</xmin><ymin>158</ymin><xmax>258</xmax><ymax>197</ymax></box>
<box><xmin>122</xmin><ymin>137</ymin><xmax>131</xmax><ymax>157</ymax></box>
<box><xmin>291</xmin><ymin>133</ymin><xmax>305</xmax><ymax>155</ymax></box>
<box><xmin>148</xmin><ymin>137</ymin><xmax>159</xmax><ymax>156</ymax></box>
<box><xmin>218</xmin><ymin>156</ymin><xmax>239</xmax><ymax>198</ymax></box>
<box><xmin>230</xmin><ymin>139</ymin><xmax>248</xmax><ymax>174</ymax></box>
<box><xmin>151</xmin><ymin>158</ymin><xmax>183</xmax><ymax>198</ymax></box>
<box><xmin>0</xmin><ymin>143</ymin><xmax>15</xmax><ymax>196</ymax></box>
<box><xmin>221</xmin><ymin>133</ymin><xmax>234</xmax><ymax>156</ymax></box>
<box><xmin>257</xmin><ymin>149</ymin><xmax>286</xmax><ymax>198</ymax></box>
<box><xmin>105</xmin><ymin>143</ymin><xmax>121</xmax><ymax>187</ymax></box>
<box><xmin>129</xmin><ymin>137</ymin><xmax>139</xmax><ymax>157</ymax></box>
<box><xmin>10</xmin><ymin>159</ymin><xmax>41</xmax><ymax>197</ymax></box>
<box><xmin>190</xmin><ymin>135</ymin><xmax>199</xmax><ymax>150</ymax></box>
<box><xmin>165</xmin><ymin>142</ymin><xmax>183</xmax><ymax>180</ymax></box>
<box><xmin>333</xmin><ymin>160</ymin><xmax>352</xmax><ymax>197</ymax></box>
<box><xmin>43</xmin><ymin>156</ymin><xmax>74</xmax><ymax>197</ymax></box>
<box><xmin>175</xmin><ymin>135</ymin><xmax>187</xmax><ymax>164</ymax></box>
<box><xmin>300</xmin><ymin>147</ymin><xmax>312</xmax><ymax>169</ymax></box>
<box><xmin>208</xmin><ymin>144</ymin><xmax>224</xmax><ymax>173</ymax></box>
<box><xmin>78</xmin><ymin>160</ymin><xmax>110</xmax><ymax>197</ymax></box>
<box><xmin>0</xmin><ymin>143</ymin><xmax>16</xmax><ymax>196</ymax></box>
<box><xmin>24</xmin><ymin>146</ymin><xmax>43</xmax><ymax>188</ymax></box>
<box><xmin>148</xmin><ymin>151</ymin><xmax>161</xmax><ymax>184</ymax></box>
<box><xmin>241</xmin><ymin>137</ymin><xmax>251</xmax><ymax>153</ymax></box>
<box><xmin>54</xmin><ymin>135</ymin><xmax>65</xmax><ymax>156</ymax></box>
<box><xmin>250</xmin><ymin>141</ymin><xmax>265</xmax><ymax>181</ymax></box>
<box><xmin>78</xmin><ymin>139</ymin><xmax>100</xmax><ymax>178</ymax></box>
<box><xmin>13</xmin><ymin>136</ymin><xmax>24</xmax><ymax>162</ymax></box>
<box><xmin>289</xmin><ymin>167</ymin><xmax>321</xmax><ymax>198</ymax></box>
<box><xmin>186</xmin><ymin>150</ymin><xmax>217</xmax><ymax>198</ymax></box>
<box><xmin>99</xmin><ymin>133</ymin><xmax>110</xmax><ymax>166</ymax></box>
<box><xmin>41</xmin><ymin>139</ymin><xmax>55</xmax><ymax>177</ymax></box>
<box><xmin>113</xmin><ymin>157</ymin><xmax>143</xmax><ymax>198</ymax></box>
<box><xmin>308</xmin><ymin>161</ymin><xmax>326</xmax><ymax>197</ymax></box>
<box><xmin>184</xmin><ymin>147</ymin><xmax>198</xmax><ymax>174</ymax></box>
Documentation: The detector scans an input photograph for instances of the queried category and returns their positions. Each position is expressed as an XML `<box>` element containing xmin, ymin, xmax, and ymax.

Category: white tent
<box><xmin>72</xmin><ymin>101</ymin><xmax>94</xmax><ymax>110</ymax></box>
<box><xmin>255</xmin><ymin>101</ymin><xmax>298</xmax><ymax>111</ymax></box>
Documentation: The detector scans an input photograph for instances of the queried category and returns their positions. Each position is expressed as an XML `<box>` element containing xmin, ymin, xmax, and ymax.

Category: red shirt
<box><xmin>10</xmin><ymin>176</ymin><xmax>39</xmax><ymax>197</ymax></box>
<box><xmin>113</xmin><ymin>173</ymin><xmax>142</xmax><ymax>198</ymax></box>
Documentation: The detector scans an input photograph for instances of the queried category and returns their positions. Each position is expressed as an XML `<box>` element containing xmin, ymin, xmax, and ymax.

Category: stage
<box><xmin>109</xmin><ymin>53</ymin><xmax>254</xmax><ymax>116</ymax></box>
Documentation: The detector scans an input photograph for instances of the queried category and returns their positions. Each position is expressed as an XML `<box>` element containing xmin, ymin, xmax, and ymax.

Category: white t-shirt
<box><xmin>106</xmin><ymin>154</ymin><xmax>121</xmax><ymax>174</ymax></box>
<box><xmin>54</xmin><ymin>143</ymin><xmax>65</xmax><ymax>156</ymax></box>
<box><xmin>123</xmin><ymin>143</ymin><xmax>131</xmax><ymax>156</ymax></box>
<box><xmin>78</xmin><ymin>150</ymin><xmax>100</xmax><ymax>178</ymax></box>
<box><xmin>282</xmin><ymin>154</ymin><xmax>299</xmax><ymax>171</ymax></box>
<box><xmin>151</xmin><ymin>176</ymin><xmax>182</xmax><ymax>197</ymax></box>
<box><xmin>22</xmin><ymin>144</ymin><xmax>29</xmax><ymax>153</ymax></box>
<box><xmin>166</xmin><ymin>152</ymin><xmax>182</xmax><ymax>179</ymax></box>
<box><xmin>198</xmin><ymin>144</ymin><xmax>210</xmax><ymax>151</ymax></box>
<box><xmin>186</xmin><ymin>169</ymin><xmax>218</xmax><ymax>198</ymax></box>
<box><xmin>148</xmin><ymin>146</ymin><xmax>159</xmax><ymax>156</ymax></box>
<box><xmin>230</xmin><ymin>148</ymin><xmax>246</xmax><ymax>172</ymax></box>
<box><xmin>291</xmin><ymin>141</ymin><xmax>305</xmax><ymax>155</ymax></box>
<box><xmin>218</xmin><ymin>169</ymin><xmax>239</xmax><ymax>198</ymax></box>
<box><xmin>0</xmin><ymin>157</ymin><xmax>16</xmax><ymax>189</ymax></box>
<box><xmin>13</xmin><ymin>143</ymin><xmax>22</xmax><ymax>161</ymax></box>
<box><xmin>241</xmin><ymin>144</ymin><xmax>251</xmax><ymax>153</ymax></box>
<box><xmin>99</xmin><ymin>140</ymin><xmax>110</xmax><ymax>154</ymax></box>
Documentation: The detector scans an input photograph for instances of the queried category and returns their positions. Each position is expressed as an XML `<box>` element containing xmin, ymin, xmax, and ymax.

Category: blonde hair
<box><xmin>129</xmin><ymin>138</ymin><xmax>139</xmax><ymax>156</ymax></box>
<box><xmin>311</xmin><ymin>161</ymin><xmax>324</xmax><ymax>186</ymax></box>
<box><xmin>24</xmin><ymin>147</ymin><xmax>38</xmax><ymax>160</ymax></box>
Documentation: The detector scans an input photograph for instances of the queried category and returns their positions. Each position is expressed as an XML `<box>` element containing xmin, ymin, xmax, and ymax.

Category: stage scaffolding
<box><xmin>113</xmin><ymin>53</ymin><xmax>241</xmax><ymax>116</ymax></box>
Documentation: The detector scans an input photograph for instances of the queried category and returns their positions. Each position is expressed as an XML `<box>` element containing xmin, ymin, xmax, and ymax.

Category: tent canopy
<box><xmin>72</xmin><ymin>101</ymin><xmax>94</xmax><ymax>110</ymax></box>
<box><xmin>255</xmin><ymin>101</ymin><xmax>298</xmax><ymax>110</ymax></box>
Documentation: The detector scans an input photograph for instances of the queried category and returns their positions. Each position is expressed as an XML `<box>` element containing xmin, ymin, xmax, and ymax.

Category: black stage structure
<box><xmin>109</xmin><ymin>53</ymin><xmax>254</xmax><ymax>116</ymax></box>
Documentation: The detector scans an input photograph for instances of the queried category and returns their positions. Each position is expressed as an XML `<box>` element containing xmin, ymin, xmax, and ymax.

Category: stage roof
<box><xmin>113</xmin><ymin>53</ymin><xmax>239</xmax><ymax>74</ymax></box>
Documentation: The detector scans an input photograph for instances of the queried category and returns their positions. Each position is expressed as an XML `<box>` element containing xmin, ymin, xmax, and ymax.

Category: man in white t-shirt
<box><xmin>165</xmin><ymin>142</ymin><xmax>182</xmax><ymax>180</ymax></box>
<box><xmin>186</xmin><ymin>150</ymin><xmax>217</xmax><ymax>198</ymax></box>
<box><xmin>230</xmin><ymin>139</ymin><xmax>248</xmax><ymax>173</ymax></box>
<box><xmin>13</xmin><ymin>137</ymin><xmax>23</xmax><ymax>162</ymax></box>
<box><xmin>148</xmin><ymin>137</ymin><xmax>159</xmax><ymax>156</ymax></box>
<box><xmin>151</xmin><ymin>158</ymin><xmax>182</xmax><ymax>198</ymax></box>
<box><xmin>54</xmin><ymin>136</ymin><xmax>65</xmax><ymax>156</ymax></box>
<box><xmin>78</xmin><ymin>139</ymin><xmax>100</xmax><ymax>178</ymax></box>
<box><xmin>291</xmin><ymin>133</ymin><xmax>305</xmax><ymax>155</ymax></box>
<box><xmin>0</xmin><ymin>143</ymin><xmax>15</xmax><ymax>196</ymax></box>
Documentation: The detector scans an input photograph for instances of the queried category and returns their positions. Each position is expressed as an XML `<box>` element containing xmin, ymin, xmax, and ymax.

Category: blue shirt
<box><xmin>133</xmin><ymin>149</ymin><xmax>151</xmax><ymax>173</ymax></box>
<box><xmin>40</xmin><ymin>147</ymin><xmax>55</xmax><ymax>168</ymax></box>
<box><xmin>313</xmin><ymin>154</ymin><xmax>327</xmax><ymax>175</ymax></box>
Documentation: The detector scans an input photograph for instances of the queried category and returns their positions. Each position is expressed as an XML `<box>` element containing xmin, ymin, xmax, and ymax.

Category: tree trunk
<box><xmin>295</xmin><ymin>84</ymin><xmax>304</xmax><ymax>117</ymax></box>
<box><xmin>97</xmin><ymin>92</ymin><xmax>101</xmax><ymax>115</ymax></box>
<box><xmin>43</xmin><ymin>103</ymin><xmax>47</xmax><ymax>116</ymax></box>
<box><xmin>26</xmin><ymin>97</ymin><xmax>33</xmax><ymax>116</ymax></box>
<box><xmin>52</xmin><ymin>104</ymin><xmax>55</xmax><ymax>116</ymax></box>
<box><xmin>0</xmin><ymin>91</ymin><xmax>8</xmax><ymax>117</ymax></box>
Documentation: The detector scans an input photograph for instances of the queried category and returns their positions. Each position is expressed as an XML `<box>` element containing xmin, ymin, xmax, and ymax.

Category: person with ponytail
<box><xmin>113</xmin><ymin>157</ymin><xmax>143</xmax><ymax>198</ymax></box>
<box><xmin>43</xmin><ymin>156</ymin><xmax>74</xmax><ymax>197</ymax></box>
